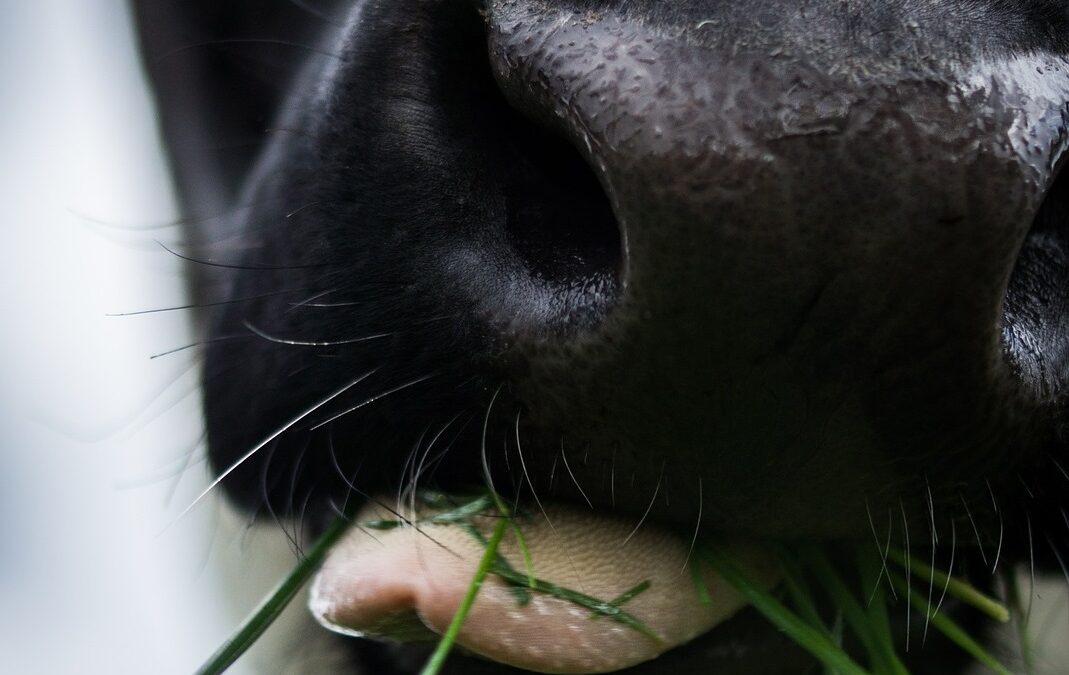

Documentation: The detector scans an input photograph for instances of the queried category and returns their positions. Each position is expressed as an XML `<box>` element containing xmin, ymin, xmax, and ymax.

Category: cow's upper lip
<box><xmin>309</xmin><ymin>496</ymin><xmax>781</xmax><ymax>674</ymax></box>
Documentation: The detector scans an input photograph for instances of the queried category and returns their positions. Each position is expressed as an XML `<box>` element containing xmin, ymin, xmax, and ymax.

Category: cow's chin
<box><xmin>306</xmin><ymin>497</ymin><xmax>785</xmax><ymax>674</ymax></box>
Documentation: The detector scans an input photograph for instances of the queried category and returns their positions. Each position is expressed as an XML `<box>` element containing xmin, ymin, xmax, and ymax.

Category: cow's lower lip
<box><xmin>309</xmin><ymin>496</ymin><xmax>779</xmax><ymax>674</ymax></box>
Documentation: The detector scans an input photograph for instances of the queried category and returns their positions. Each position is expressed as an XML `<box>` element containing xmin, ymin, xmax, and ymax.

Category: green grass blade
<box><xmin>701</xmin><ymin>545</ymin><xmax>870</xmax><ymax>675</ymax></box>
<box><xmin>855</xmin><ymin>548</ymin><xmax>909</xmax><ymax>675</ymax></box>
<box><xmin>428</xmin><ymin>495</ymin><xmax>495</xmax><ymax>525</ymax></box>
<box><xmin>364</xmin><ymin>495</ymin><xmax>494</xmax><ymax>530</ymax></box>
<box><xmin>828</xmin><ymin>611</ymin><xmax>846</xmax><ymax>675</ymax></box>
<box><xmin>855</xmin><ymin>548</ymin><xmax>897</xmax><ymax>657</ymax></box>
<box><xmin>591</xmin><ymin>580</ymin><xmax>652</xmax><ymax>620</ymax></box>
<box><xmin>607</xmin><ymin>579</ymin><xmax>652</xmax><ymax>608</ymax></box>
<box><xmin>194</xmin><ymin>514</ymin><xmax>355</xmax><ymax>675</ymax></box>
<box><xmin>887</xmin><ymin>571</ymin><xmax>1010</xmax><ymax>675</ymax></box>
<box><xmin>776</xmin><ymin>556</ymin><xmax>848</xmax><ymax>675</ymax></box>
<box><xmin>776</xmin><ymin>552</ymin><xmax>834</xmax><ymax>638</ymax></box>
<box><xmin>886</xmin><ymin>548</ymin><xmax>1008</xmax><ymax>623</ymax></box>
<box><xmin>798</xmin><ymin>546</ymin><xmax>908</xmax><ymax>675</ymax></box>
<box><xmin>488</xmin><ymin>564</ymin><xmax>663</xmax><ymax>643</ymax></box>
<box><xmin>690</xmin><ymin>561</ymin><xmax>713</xmax><ymax>605</ymax></box>
<box><xmin>420</xmin><ymin>515</ymin><xmax>510</xmax><ymax>675</ymax></box>
<box><xmin>507</xmin><ymin>518</ymin><xmax>537</xmax><ymax>589</ymax></box>
<box><xmin>485</xmin><ymin>490</ymin><xmax>537</xmax><ymax>589</ymax></box>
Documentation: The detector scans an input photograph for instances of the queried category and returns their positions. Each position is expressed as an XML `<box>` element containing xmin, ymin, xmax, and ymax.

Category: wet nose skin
<box><xmin>477</xmin><ymin>5</ymin><xmax>1069</xmax><ymax>535</ymax></box>
<box><xmin>180</xmin><ymin>0</ymin><xmax>1069</xmax><ymax>540</ymax></box>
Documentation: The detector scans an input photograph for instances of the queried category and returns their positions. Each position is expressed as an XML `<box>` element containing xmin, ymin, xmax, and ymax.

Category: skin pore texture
<box><xmin>132</xmin><ymin>0</ymin><xmax>1069</xmax><ymax>673</ymax></box>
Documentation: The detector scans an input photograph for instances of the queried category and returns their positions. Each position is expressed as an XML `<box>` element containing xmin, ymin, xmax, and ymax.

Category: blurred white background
<box><xmin>0</xmin><ymin>2</ymin><xmax>292</xmax><ymax>673</ymax></box>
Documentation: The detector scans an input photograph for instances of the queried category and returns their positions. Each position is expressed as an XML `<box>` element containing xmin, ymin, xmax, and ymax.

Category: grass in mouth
<box><xmin>197</xmin><ymin>492</ymin><xmax>1016</xmax><ymax>675</ymax></box>
<box><xmin>699</xmin><ymin>543</ymin><xmax>1012</xmax><ymax>675</ymax></box>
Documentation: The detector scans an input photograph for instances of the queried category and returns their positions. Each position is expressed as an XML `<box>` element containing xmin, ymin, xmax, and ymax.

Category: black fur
<box><xmin>134</xmin><ymin>1</ymin><xmax>1069</xmax><ymax>672</ymax></box>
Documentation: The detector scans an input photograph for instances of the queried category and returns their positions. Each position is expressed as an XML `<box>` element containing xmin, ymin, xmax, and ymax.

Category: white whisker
<box><xmin>310</xmin><ymin>373</ymin><xmax>435</xmax><ymax>430</ymax></box>
<box><xmin>987</xmin><ymin>479</ymin><xmax>1004</xmax><ymax>573</ymax></box>
<box><xmin>960</xmin><ymin>492</ymin><xmax>988</xmax><ymax>568</ymax></box>
<box><xmin>865</xmin><ymin>498</ymin><xmax>897</xmax><ymax>602</ymax></box>
<box><xmin>169</xmin><ymin>369</ymin><xmax>377</xmax><ymax>526</ymax></box>
<box><xmin>931</xmin><ymin>520</ymin><xmax>955</xmax><ymax>619</ymax></box>
<box><xmin>900</xmin><ymin>499</ymin><xmax>912</xmax><ymax>652</ymax></box>
<box><xmin>622</xmin><ymin>461</ymin><xmax>665</xmax><ymax>547</ymax></box>
<box><xmin>681</xmin><ymin>476</ymin><xmax>702</xmax><ymax>574</ymax></box>
<box><xmin>480</xmin><ymin>384</ymin><xmax>505</xmax><ymax>497</ymax></box>
<box><xmin>515</xmin><ymin>410</ymin><xmax>551</xmax><ymax>527</ymax></box>
<box><xmin>560</xmin><ymin>440</ymin><xmax>593</xmax><ymax>509</ymax></box>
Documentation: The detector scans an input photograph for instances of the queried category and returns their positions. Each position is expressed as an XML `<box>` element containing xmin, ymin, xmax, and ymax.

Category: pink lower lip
<box><xmin>309</xmin><ymin>498</ymin><xmax>779</xmax><ymax>674</ymax></box>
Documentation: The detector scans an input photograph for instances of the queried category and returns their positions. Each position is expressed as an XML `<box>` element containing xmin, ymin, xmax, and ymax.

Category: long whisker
<box><xmin>310</xmin><ymin>374</ymin><xmax>435</xmax><ymax>430</ymax></box>
<box><xmin>987</xmin><ymin>480</ymin><xmax>1004</xmax><ymax>573</ymax></box>
<box><xmin>681</xmin><ymin>476</ymin><xmax>703</xmax><ymax>574</ymax></box>
<box><xmin>515</xmin><ymin>410</ymin><xmax>551</xmax><ymax>527</ymax></box>
<box><xmin>900</xmin><ymin>499</ymin><xmax>912</xmax><ymax>652</ymax></box>
<box><xmin>865</xmin><ymin>498</ymin><xmax>897</xmax><ymax>602</ymax></box>
<box><xmin>285</xmin><ymin>288</ymin><xmax>343</xmax><ymax>312</ymax></box>
<box><xmin>560</xmin><ymin>440</ymin><xmax>593</xmax><ymax>509</ymax></box>
<box><xmin>244</xmin><ymin>319</ymin><xmax>395</xmax><ymax>346</ymax></box>
<box><xmin>170</xmin><ymin>370</ymin><xmax>377</xmax><ymax>525</ymax></box>
<box><xmin>398</xmin><ymin>428</ymin><xmax>430</xmax><ymax>522</ymax></box>
<box><xmin>1050</xmin><ymin>455</ymin><xmax>1069</xmax><ymax>482</ymax></box>
<box><xmin>960</xmin><ymin>492</ymin><xmax>988</xmax><ymax>568</ymax></box>
<box><xmin>156</xmin><ymin>239</ymin><xmax>327</xmax><ymax>271</ymax></box>
<box><xmin>480</xmin><ymin>384</ymin><xmax>505</xmax><ymax>497</ymax></box>
<box><xmin>107</xmin><ymin>288</ymin><xmax>305</xmax><ymax>316</ymax></box>
<box><xmin>412</xmin><ymin>414</ymin><xmax>465</xmax><ymax>489</ymax></box>
<box><xmin>150</xmin><ymin>334</ymin><xmax>248</xmax><ymax>359</ymax></box>
<box><xmin>622</xmin><ymin>462</ymin><xmax>665</xmax><ymax>546</ymax></box>
<box><xmin>922</xmin><ymin>484</ymin><xmax>938</xmax><ymax>644</ymax></box>
<box><xmin>931</xmin><ymin>520</ymin><xmax>955</xmax><ymax>619</ymax></box>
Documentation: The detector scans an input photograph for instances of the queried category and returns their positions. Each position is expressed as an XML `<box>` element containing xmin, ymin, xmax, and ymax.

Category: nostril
<box><xmin>503</xmin><ymin>119</ymin><xmax>622</xmax><ymax>296</ymax></box>
<box><xmin>450</xmin><ymin>7</ymin><xmax>623</xmax><ymax>334</ymax></box>
<box><xmin>1002</xmin><ymin>163</ymin><xmax>1069</xmax><ymax>398</ymax></box>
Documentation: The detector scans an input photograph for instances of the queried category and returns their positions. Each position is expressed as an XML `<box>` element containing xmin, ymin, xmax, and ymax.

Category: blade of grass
<box><xmin>606</xmin><ymin>579</ymin><xmax>652</xmax><ymax>609</ymax></box>
<box><xmin>364</xmin><ymin>494</ymin><xmax>494</xmax><ymax>530</ymax></box>
<box><xmin>485</xmin><ymin>489</ymin><xmax>537</xmax><ymax>589</ymax></box>
<box><xmin>887</xmin><ymin>571</ymin><xmax>1010</xmax><ymax>675</ymax></box>
<box><xmin>488</xmin><ymin>564</ymin><xmax>663</xmax><ymax>643</ymax></box>
<box><xmin>886</xmin><ymin>548</ymin><xmax>1008</xmax><ymax>623</ymax></box>
<box><xmin>855</xmin><ymin>547</ymin><xmax>908</xmax><ymax>675</ymax></box>
<box><xmin>507</xmin><ymin>517</ymin><xmax>537</xmax><ymax>589</ymax></box>
<box><xmin>776</xmin><ymin>552</ymin><xmax>834</xmax><ymax>638</ymax></box>
<box><xmin>701</xmin><ymin>544</ymin><xmax>870</xmax><ymax>675</ymax></box>
<box><xmin>776</xmin><ymin>555</ymin><xmax>845</xmax><ymax>675</ymax></box>
<box><xmin>591</xmin><ymin>580</ymin><xmax>652</xmax><ymax>619</ymax></box>
<box><xmin>458</xmin><ymin>520</ymin><xmax>531</xmax><ymax>605</ymax></box>
<box><xmin>856</xmin><ymin>548</ymin><xmax>897</xmax><ymax>659</ymax></box>
<box><xmin>194</xmin><ymin>513</ymin><xmax>354</xmax><ymax>675</ymax></box>
<box><xmin>420</xmin><ymin>515</ymin><xmax>510</xmax><ymax>675</ymax></box>
<box><xmin>798</xmin><ymin>546</ymin><xmax>908</xmax><ymax>675</ymax></box>
<box><xmin>690</xmin><ymin>561</ymin><xmax>713</xmax><ymax>605</ymax></box>
<box><xmin>828</xmin><ymin>611</ymin><xmax>846</xmax><ymax>675</ymax></box>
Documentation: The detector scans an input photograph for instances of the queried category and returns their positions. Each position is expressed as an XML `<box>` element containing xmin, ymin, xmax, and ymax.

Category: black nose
<box><xmin>189</xmin><ymin>0</ymin><xmax>1069</xmax><ymax>538</ymax></box>
<box><xmin>457</xmin><ymin>4</ymin><xmax>1068</xmax><ymax>534</ymax></box>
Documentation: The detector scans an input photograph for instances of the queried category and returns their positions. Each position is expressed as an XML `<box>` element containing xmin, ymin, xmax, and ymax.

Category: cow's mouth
<box><xmin>308</xmin><ymin>495</ymin><xmax>781</xmax><ymax>674</ymax></box>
